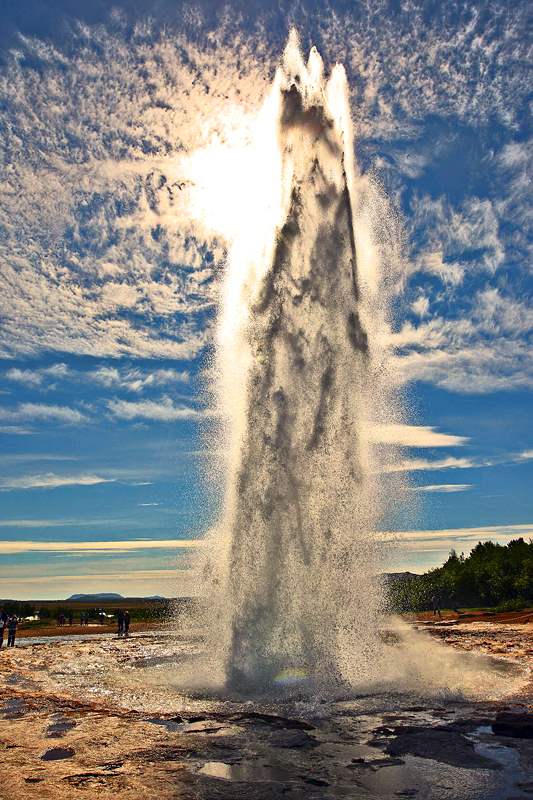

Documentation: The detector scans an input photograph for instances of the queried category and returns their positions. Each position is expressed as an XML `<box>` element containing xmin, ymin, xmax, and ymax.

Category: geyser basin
<box><xmin>203</xmin><ymin>33</ymin><xmax>403</xmax><ymax>695</ymax></box>
<box><xmin>3</xmin><ymin>631</ymin><xmax>531</xmax><ymax>800</ymax></box>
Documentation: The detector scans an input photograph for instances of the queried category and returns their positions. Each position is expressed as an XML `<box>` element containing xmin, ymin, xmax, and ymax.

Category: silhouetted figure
<box><xmin>7</xmin><ymin>615</ymin><xmax>17</xmax><ymax>647</ymax></box>
<box><xmin>68</xmin><ymin>613</ymin><xmax>73</xmax><ymax>625</ymax></box>
<box><xmin>100</xmin><ymin>613</ymin><xmax>104</xmax><ymax>625</ymax></box>
<box><xmin>432</xmin><ymin>593</ymin><xmax>442</xmax><ymax>619</ymax></box>
<box><xmin>124</xmin><ymin>610</ymin><xmax>130</xmax><ymax>636</ymax></box>
<box><xmin>450</xmin><ymin>593</ymin><xmax>459</xmax><ymax>615</ymax></box>
<box><xmin>0</xmin><ymin>606</ymin><xmax>7</xmax><ymax>648</ymax></box>
<box><xmin>117</xmin><ymin>609</ymin><xmax>124</xmax><ymax>636</ymax></box>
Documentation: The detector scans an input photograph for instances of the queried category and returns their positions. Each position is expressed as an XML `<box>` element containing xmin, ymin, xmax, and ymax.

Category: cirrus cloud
<box><xmin>0</xmin><ymin>403</ymin><xmax>89</xmax><ymax>424</ymax></box>
<box><xmin>372</xmin><ymin>424</ymin><xmax>469</xmax><ymax>448</ymax></box>
<box><xmin>107</xmin><ymin>396</ymin><xmax>205</xmax><ymax>422</ymax></box>
<box><xmin>0</xmin><ymin>473</ymin><xmax>115</xmax><ymax>491</ymax></box>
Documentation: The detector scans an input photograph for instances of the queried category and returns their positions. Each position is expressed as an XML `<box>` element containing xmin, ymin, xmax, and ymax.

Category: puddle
<box><xmin>40</xmin><ymin>747</ymin><xmax>75</xmax><ymax>761</ymax></box>
<box><xmin>16</xmin><ymin>631</ymin><xmax>167</xmax><ymax>647</ymax></box>
<box><xmin>199</xmin><ymin>761</ymin><xmax>295</xmax><ymax>783</ymax></box>
<box><xmin>46</xmin><ymin>717</ymin><xmax>76</xmax><ymax>738</ymax></box>
<box><xmin>3</xmin><ymin>699</ymin><xmax>26</xmax><ymax>709</ymax></box>
<box><xmin>1</xmin><ymin>698</ymin><xmax>27</xmax><ymax>718</ymax></box>
<box><xmin>18</xmin><ymin>633</ymin><xmax>118</xmax><ymax>647</ymax></box>
<box><xmin>355</xmin><ymin>753</ymin><xmax>532</xmax><ymax>800</ymax></box>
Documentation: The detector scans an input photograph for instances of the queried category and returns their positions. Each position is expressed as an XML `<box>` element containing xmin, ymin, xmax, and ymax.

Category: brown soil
<box><xmin>411</xmin><ymin>609</ymin><xmax>533</xmax><ymax>625</ymax></box>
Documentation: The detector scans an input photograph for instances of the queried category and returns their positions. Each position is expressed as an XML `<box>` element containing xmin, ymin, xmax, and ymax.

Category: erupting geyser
<box><xmin>204</xmin><ymin>33</ymin><xmax>399</xmax><ymax>695</ymax></box>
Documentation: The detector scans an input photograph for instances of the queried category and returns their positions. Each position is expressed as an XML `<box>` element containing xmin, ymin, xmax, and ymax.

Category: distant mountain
<box><xmin>145</xmin><ymin>595</ymin><xmax>166</xmax><ymax>600</ymax></box>
<box><xmin>66</xmin><ymin>593</ymin><xmax>124</xmax><ymax>601</ymax></box>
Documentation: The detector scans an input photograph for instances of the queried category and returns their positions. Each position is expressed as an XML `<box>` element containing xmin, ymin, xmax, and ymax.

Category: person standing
<box><xmin>0</xmin><ymin>606</ymin><xmax>7</xmax><ymax>648</ymax></box>
<box><xmin>432</xmin><ymin>593</ymin><xmax>442</xmax><ymax>619</ymax></box>
<box><xmin>7</xmin><ymin>615</ymin><xmax>17</xmax><ymax>647</ymax></box>
<box><xmin>124</xmin><ymin>610</ymin><xmax>130</xmax><ymax>636</ymax></box>
<box><xmin>450</xmin><ymin>593</ymin><xmax>459</xmax><ymax>615</ymax></box>
<box><xmin>117</xmin><ymin>609</ymin><xmax>124</xmax><ymax>636</ymax></box>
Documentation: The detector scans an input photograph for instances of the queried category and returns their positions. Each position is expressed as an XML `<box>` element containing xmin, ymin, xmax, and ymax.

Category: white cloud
<box><xmin>0</xmin><ymin>539</ymin><xmax>203</xmax><ymax>553</ymax></box>
<box><xmin>0</xmin><ymin>425</ymin><xmax>35</xmax><ymax>435</ymax></box>
<box><xmin>89</xmin><ymin>366</ymin><xmax>190</xmax><ymax>392</ymax></box>
<box><xmin>0</xmin><ymin>11</ymin><xmax>530</xmax><ymax>396</ymax></box>
<box><xmin>107</xmin><ymin>397</ymin><xmax>204</xmax><ymax>422</ymax></box>
<box><xmin>412</xmin><ymin>251</ymin><xmax>465</xmax><ymax>286</ymax></box>
<box><xmin>0</xmin><ymin>518</ymin><xmax>133</xmax><ymax>528</ymax></box>
<box><xmin>0</xmin><ymin>403</ymin><xmax>89</xmax><ymax>425</ymax></box>
<box><xmin>410</xmin><ymin>484</ymin><xmax>473</xmax><ymax>493</ymax></box>
<box><xmin>384</xmin><ymin>449</ymin><xmax>533</xmax><ymax>473</ymax></box>
<box><xmin>5</xmin><ymin>368</ymin><xmax>45</xmax><ymax>387</ymax></box>
<box><xmin>0</xmin><ymin>454</ymin><xmax>77</xmax><ymax>464</ymax></box>
<box><xmin>389</xmin><ymin>523</ymin><xmax>533</xmax><ymax>546</ymax></box>
<box><xmin>0</xmin><ymin>22</ymin><xmax>268</xmax><ymax>361</ymax></box>
<box><xmin>5</xmin><ymin>364</ymin><xmax>71</xmax><ymax>388</ymax></box>
<box><xmin>372</xmin><ymin>424</ymin><xmax>469</xmax><ymax>448</ymax></box>
<box><xmin>0</xmin><ymin>569</ymin><xmax>200</xmax><ymax>600</ymax></box>
<box><xmin>390</xmin><ymin>151</ymin><xmax>428</xmax><ymax>179</ymax></box>
<box><xmin>495</xmin><ymin>139</ymin><xmax>533</xmax><ymax>263</ymax></box>
<box><xmin>382</xmin><ymin>523</ymin><xmax>533</xmax><ymax>571</ymax></box>
<box><xmin>384</xmin><ymin>456</ymin><xmax>477</xmax><ymax>473</ymax></box>
<box><xmin>409</xmin><ymin>195</ymin><xmax>504</xmax><ymax>283</ymax></box>
<box><xmin>391</xmin><ymin>290</ymin><xmax>533</xmax><ymax>393</ymax></box>
<box><xmin>4</xmin><ymin>364</ymin><xmax>191</xmax><ymax>395</ymax></box>
<box><xmin>0</xmin><ymin>473</ymin><xmax>115</xmax><ymax>491</ymax></box>
<box><xmin>411</xmin><ymin>295</ymin><xmax>430</xmax><ymax>319</ymax></box>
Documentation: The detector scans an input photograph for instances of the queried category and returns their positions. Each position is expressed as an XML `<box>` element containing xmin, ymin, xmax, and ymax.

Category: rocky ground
<box><xmin>422</xmin><ymin>621</ymin><xmax>533</xmax><ymax>663</ymax></box>
<box><xmin>1</xmin><ymin>624</ymin><xmax>533</xmax><ymax>799</ymax></box>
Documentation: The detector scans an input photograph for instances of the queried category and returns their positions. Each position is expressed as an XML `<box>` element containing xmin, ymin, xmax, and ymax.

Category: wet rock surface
<box><xmin>0</xmin><ymin>629</ymin><xmax>533</xmax><ymax>798</ymax></box>
<box><xmin>492</xmin><ymin>711</ymin><xmax>533</xmax><ymax>738</ymax></box>
<box><xmin>426</xmin><ymin>620</ymin><xmax>533</xmax><ymax>663</ymax></box>
<box><xmin>372</xmin><ymin>726</ymin><xmax>501</xmax><ymax>769</ymax></box>
<box><xmin>40</xmin><ymin>747</ymin><xmax>75</xmax><ymax>761</ymax></box>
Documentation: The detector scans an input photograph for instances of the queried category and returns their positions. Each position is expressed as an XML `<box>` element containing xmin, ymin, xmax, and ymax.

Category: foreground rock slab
<box><xmin>492</xmin><ymin>711</ymin><xmax>533</xmax><ymax>738</ymax></box>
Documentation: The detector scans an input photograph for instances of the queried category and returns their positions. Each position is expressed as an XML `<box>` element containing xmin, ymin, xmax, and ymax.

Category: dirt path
<box><xmin>411</xmin><ymin>609</ymin><xmax>533</xmax><ymax>625</ymax></box>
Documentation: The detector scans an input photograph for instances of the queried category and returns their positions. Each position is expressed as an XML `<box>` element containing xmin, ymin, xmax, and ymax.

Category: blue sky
<box><xmin>0</xmin><ymin>0</ymin><xmax>531</xmax><ymax>598</ymax></box>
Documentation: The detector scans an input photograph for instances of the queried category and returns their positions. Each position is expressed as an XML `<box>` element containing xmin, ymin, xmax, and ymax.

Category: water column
<box><xmin>211</xmin><ymin>35</ymin><xmax>385</xmax><ymax>693</ymax></box>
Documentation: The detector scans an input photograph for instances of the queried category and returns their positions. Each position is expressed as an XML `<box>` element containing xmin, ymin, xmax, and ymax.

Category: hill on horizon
<box><xmin>65</xmin><ymin>593</ymin><xmax>167</xmax><ymax>601</ymax></box>
<box><xmin>66</xmin><ymin>593</ymin><xmax>124</xmax><ymax>601</ymax></box>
